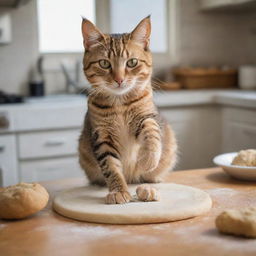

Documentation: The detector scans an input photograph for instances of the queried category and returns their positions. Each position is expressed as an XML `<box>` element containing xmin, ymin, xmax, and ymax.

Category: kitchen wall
<box><xmin>0</xmin><ymin>0</ymin><xmax>255</xmax><ymax>95</ymax></box>
<box><xmin>0</xmin><ymin>0</ymin><xmax>38</xmax><ymax>95</ymax></box>
<box><xmin>244</xmin><ymin>11</ymin><xmax>256</xmax><ymax>64</ymax></box>
<box><xmin>177</xmin><ymin>0</ymin><xmax>256</xmax><ymax>67</ymax></box>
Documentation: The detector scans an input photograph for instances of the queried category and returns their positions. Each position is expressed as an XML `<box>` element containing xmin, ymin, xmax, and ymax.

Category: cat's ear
<box><xmin>81</xmin><ymin>18</ymin><xmax>105</xmax><ymax>50</ymax></box>
<box><xmin>130</xmin><ymin>16</ymin><xmax>151</xmax><ymax>49</ymax></box>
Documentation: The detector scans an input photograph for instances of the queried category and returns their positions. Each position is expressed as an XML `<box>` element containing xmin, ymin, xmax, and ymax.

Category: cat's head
<box><xmin>81</xmin><ymin>16</ymin><xmax>152</xmax><ymax>96</ymax></box>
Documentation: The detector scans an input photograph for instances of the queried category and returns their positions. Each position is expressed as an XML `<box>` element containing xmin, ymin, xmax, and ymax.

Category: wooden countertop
<box><xmin>1</xmin><ymin>168</ymin><xmax>256</xmax><ymax>256</ymax></box>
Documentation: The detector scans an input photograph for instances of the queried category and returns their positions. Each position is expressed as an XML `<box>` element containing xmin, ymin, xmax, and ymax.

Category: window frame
<box><xmin>37</xmin><ymin>0</ymin><xmax>96</xmax><ymax>54</ymax></box>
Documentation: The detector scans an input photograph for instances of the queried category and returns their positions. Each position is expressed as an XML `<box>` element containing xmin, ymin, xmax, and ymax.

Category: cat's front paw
<box><xmin>138</xmin><ymin>150</ymin><xmax>161</xmax><ymax>172</ymax></box>
<box><xmin>136</xmin><ymin>184</ymin><xmax>160</xmax><ymax>201</ymax></box>
<box><xmin>105</xmin><ymin>191</ymin><xmax>132</xmax><ymax>204</ymax></box>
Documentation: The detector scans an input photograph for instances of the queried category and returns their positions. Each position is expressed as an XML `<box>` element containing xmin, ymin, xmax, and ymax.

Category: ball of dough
<box><xmin>0</xmin><ymin>182</ymin><xmax>49</xmax><ymax>219</ymax></box>
<box><xmin>136</xmin><ymin>184</ymin><xmax>160</xmax><ymax>202</ymax></box>
<box><xmin>231</xmin><ymin>149</ymin><xmax>256</xmax><ymax>167</ymax></box>
<box><xmin>215</xmin><ymin>207</ymin><xmax>256</xmax><ymax>238</ymax></box>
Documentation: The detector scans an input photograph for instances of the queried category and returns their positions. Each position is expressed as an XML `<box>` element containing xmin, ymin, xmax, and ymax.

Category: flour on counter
<box><xmin>173</xmin><ymin>225</ymin><xmax>256</xmax><ymax>253</ymax></box>
<box><xmin>206</xmin><ymin>188</ymin><xmax>239</xmax><ymax>197</ymax></box>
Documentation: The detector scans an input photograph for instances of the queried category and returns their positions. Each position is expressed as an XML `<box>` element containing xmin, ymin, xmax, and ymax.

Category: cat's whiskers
<box><xmin>88</xmin><ymin>82</ymin><xmax>118</xmax><ymax>100</ymax></box>
<box><xmin>87</xmin><ymin>86</ymin><xmax>102</xmax><ymax>97</ymax></box>
<box><xmin>78</xmin><ymin>82</ymin><xmax>104</xmax><ymax>96</ymax></box>
<box><xmin>151</xmin><ymin>77</ymin><xmax>164</xmax><ymax>91</ymax></box>
<box><xmin>88</xmin><ymin>87</ymin><xmax>104</xmax><ymax>98</ymax></box>
<box><xmin>78</xmin><ymin>86</ymin><xmax>91</xmax><ymax>95</ymax></box>
<box><xmin>87</xmin><ymin>81</ymin><xmax>109</xmax><ymax>91</ymax></box>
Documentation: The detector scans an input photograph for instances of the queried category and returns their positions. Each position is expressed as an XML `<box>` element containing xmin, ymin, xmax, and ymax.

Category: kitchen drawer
<box><xmin>20</xmin><ymin>156</ymin><xmax>84</xmax><ymax>182</ymax></box>
<box><xmin>13</xmin><ymin>99</ymin><xmax>86</xmax><ymax>132</ymax></box>
<box><xmin>18</xmin><ymin>129</ymin><xmax>81</xmax><ymax>160</ymax></box>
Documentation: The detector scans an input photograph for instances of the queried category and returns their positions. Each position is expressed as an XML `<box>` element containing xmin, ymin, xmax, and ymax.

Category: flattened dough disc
<box><xmin>53</xmin><ymin>183</ymin><xmax>212</xmax><ymax>224</ymax></box>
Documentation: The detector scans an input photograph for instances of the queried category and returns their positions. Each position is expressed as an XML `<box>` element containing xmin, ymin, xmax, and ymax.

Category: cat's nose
<box><xmin>114</xmin><ymin>77</ymin><xmax>124</xmax><ymax>86</ymax></box>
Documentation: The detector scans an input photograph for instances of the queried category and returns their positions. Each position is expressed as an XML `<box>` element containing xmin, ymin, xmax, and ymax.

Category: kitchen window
<box><xmin>37</xmin><ymin>0</ymin><xmax>95</xmax><ymax>53</ymax></box>
<box><xmin>109</xmin><ymin>0</ymin><xmax>168</xmax><ymax>53</ymax></box>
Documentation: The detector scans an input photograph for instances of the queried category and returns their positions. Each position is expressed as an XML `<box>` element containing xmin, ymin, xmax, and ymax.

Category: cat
<box><xmin>79</xmin><ymin>16</ymin><xmax>177</xmax><ymax>204</ymax></box>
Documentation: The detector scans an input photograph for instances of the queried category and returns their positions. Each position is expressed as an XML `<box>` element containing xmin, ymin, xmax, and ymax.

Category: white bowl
<box><xmin>213</xmin><ymin>152</ymin><xmax>256</xmax><ymax>181</ymax></box>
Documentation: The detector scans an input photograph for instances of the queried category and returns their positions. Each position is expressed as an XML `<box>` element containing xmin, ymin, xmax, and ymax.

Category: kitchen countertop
<box><xmin>0</xmin><ymin>90</ymin><xmax>255</xmax><ymax>111</ymax></box>
<box><xmin>1</xmin><ymin>167</ymin><xmax>256</xmax><ymax>256</ymax></box>
<box><xmin>153</xmin><ymin>90</ymin><xmax>256</xmax><ymax>108</ymax></box>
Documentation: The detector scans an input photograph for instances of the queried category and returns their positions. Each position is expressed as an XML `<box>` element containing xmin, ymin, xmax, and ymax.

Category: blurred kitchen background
<box><xmin>0</xmin><ymin>0</ymin><xmax>256</xmax><ymax>186</ymax></box>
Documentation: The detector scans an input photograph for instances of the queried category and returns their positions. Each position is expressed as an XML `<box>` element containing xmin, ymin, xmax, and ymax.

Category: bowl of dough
<box><xmin>213</xmin><ymin>149</ymin><xmax>256</xmax><ymax>181</ymax></box>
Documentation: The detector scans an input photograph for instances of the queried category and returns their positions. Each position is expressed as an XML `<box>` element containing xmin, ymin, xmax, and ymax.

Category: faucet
<box><xmin>60</xmin><ymin>59</ymin><xmax>90</xmax><ymax>95</ymax></box>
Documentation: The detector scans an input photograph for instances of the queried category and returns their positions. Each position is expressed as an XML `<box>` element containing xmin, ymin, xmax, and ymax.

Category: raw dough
<box><xmin>136</xmin><ymin>184</ymin><xmax>160</xmax><ymax>201</ymax></box>
<box><xmin>0</xmin><ymin>182</ymin><xmax>49</xmax><ymax>219</ymax></box>
<box><xmin>216</xmin><ymin>207</ymin><xmax>256</xmax><ymax>238</ymax></box>
<box><xmin>53</xmin><ymin>183</ymin><xmax>212</xmax><ymax>224</ymax></box>
<box><xmin>232</xmin><ymin>149</ymin><xmax>256</xmax><ymax>167</ymax></box>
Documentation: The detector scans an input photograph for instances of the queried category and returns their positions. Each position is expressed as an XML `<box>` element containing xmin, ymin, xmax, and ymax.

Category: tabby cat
<box><xmin>79</xmin><ymin>16</ymin><xmax>177</xmax><ymax>204</ymax></box>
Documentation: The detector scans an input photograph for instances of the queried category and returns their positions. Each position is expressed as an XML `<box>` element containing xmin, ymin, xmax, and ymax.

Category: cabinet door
<box><xmin>0</xmin><ymin>134</ymin><xmax>19</xmax><ymax>186</ymax></box>
<box><xmin>222</xmin><ymin>107</ymin><xmax>256</xmax><ymax>152</ymax></box>
<box><xmin>160</xmin><ymin>109</ymin><xmax>201</xmax><ymax>170</ymax></box>
<box><xmin>159</xmin><ymin>107</ymin><xmax>221</xmax><ymax>170</ymax></box>
<box><xmin>222</xmin><ymin>122</ymin><xmax>256</xmax><ymax>152</ymax></box>
<box><xmin>20</xmin><ymin>157</ymin><xmax>84</xmax><ymax>182</ymax></box>
<box><xmin>171</xmin><ymin>121</ymin><xmax>200</xmax><ymax>170</ymax></box>
<box><xmin>18</xmin><ymin>129</ymin><xmax>80</xmax><ymax>160</ymax></box>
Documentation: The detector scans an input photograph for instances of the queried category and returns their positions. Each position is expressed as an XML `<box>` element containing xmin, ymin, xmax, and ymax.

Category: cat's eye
<box><xmin>99</xmin><ymin>59</ymin><xmax>111</xmax><ymax>69</ymax></box>
<box><xmin>126</xmin><ymin>58</ymin><xmax>138</xmax><ymax>68</ymax></box>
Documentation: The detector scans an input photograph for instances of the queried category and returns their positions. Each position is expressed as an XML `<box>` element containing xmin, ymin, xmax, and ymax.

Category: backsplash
<box><xmin>177</xmin><ymin>0</ymin><xmax>256</xmax><ymax>67</ymax></box>
<box><xmin>0</xmin><ymin>0</ymin><xmax>38</xmax><ymax>95</ymax></box>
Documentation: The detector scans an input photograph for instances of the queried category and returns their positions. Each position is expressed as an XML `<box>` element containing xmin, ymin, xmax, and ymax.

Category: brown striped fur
<box><xmin>79</xmin><ymin>17</ymin><xmax>177</xmax><ymax>204</ymax></box>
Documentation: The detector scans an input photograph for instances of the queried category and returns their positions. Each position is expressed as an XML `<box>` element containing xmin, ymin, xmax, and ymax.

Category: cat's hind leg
<box><xmin>79</xmin><ymin>128</ymin><xmax>106</xmax><ymax>186</ymax></box>
<box><xmin>79</xmin><ymin>142</ymin><xmax>106</xmax><ymax>186</ymax></box>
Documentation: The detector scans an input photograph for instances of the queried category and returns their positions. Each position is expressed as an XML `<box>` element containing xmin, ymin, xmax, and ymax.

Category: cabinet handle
<box><xmin>44</xmin><ymin>139</ymin><xmax>66</xmax><ymax>147</ymax></box>
<box><xmin>0</xmin><ymin>145</ymin><xmax>5</xmax><ymax>153</ymax></box>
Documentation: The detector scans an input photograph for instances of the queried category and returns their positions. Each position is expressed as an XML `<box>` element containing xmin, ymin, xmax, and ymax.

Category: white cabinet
<box><xmin>20</xmin><ymin>156</ymin><xmax>83</xmax><ymax>182</ymax></box>
<box><xmin>222</xmin><ymin>107</ymin><xmax>256</xmax><ymax>152</ymax></box>
<box><xmin>14</xmin><ymin>102</ymin><xmax>85</xmax><ymax>131</ymax></box>
<box><xmin>161</xmin><ymin>105</ymin><xmax>255</xmax><ymax>170</ymax></box>
<box><xmin>0</xmin><ymin>96</ymin><xmax>87</xmax><ymax>184</ymax></box>
<box><xmin>0</xmin><ymin>134</ymin><xmax>18</xmax><ymax>186</ymax></box>
<box><xmin>18</xmin><ymin>129</ymin><xmax>80</xmax><ymax>159</ymax></box>
<box><xmin>17</xmin><ymin>129</ymin><xmax>84</xmax><ymax>183</ymax></box>
<box><xmin>159</xmin><ymin>106</ymin><xmax>221</xmax><ymax>170</ymax></box>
